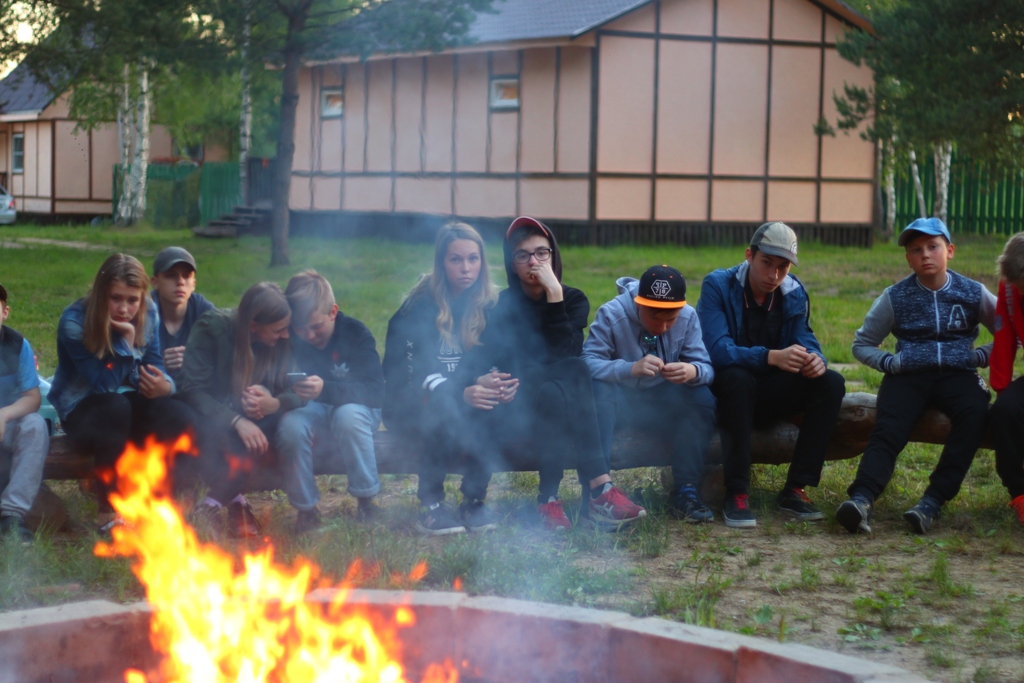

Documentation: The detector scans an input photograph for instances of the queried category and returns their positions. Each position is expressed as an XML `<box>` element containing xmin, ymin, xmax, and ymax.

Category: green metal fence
<box><xmin>113</xmin><ymin>163</ymin><xmax>201</xmax><ymax>229</ymax></box>
<box><xmin>112</xmin><ymin>161</ymin><xmax>244</xmax><ymax>228</ymax></box>
<box><xmin>199</xmin><ymin>161</ymin><xmax>240</xmax><ymax>227</ymax></box>
<box><xmin>896</xmin><ymin>155</ymin><xmax>1024</xmax><ymax>235</ymax></box>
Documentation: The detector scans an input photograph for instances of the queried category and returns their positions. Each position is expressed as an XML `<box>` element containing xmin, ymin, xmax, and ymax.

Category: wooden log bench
<box><xmin>37</xmin><ymin>392</ymin><xmax>992</xmax><ymax>488</ymax></box>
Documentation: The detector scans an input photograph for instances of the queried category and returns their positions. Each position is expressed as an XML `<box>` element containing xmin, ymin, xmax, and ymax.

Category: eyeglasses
<box><xmin>641</xmin><ymin>332</ymin><xmax>659</xmax><ymax>356</ymax></box>
<box><xmin>512</xmin><ymin>247</ymin><xmax>553</xmax><ymax>264</ymax></box>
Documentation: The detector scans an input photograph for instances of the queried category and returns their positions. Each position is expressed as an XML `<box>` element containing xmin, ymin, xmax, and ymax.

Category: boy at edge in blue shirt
<box><xmin>0</xmin><ymin>283</ymin><xmax>50</xmax><ymax>544</ymax></box>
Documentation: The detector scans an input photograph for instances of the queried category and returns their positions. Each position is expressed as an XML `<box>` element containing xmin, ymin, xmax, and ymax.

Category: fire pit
<box><xmin>0</xmin><ymin>590</ymin><xmax>931</xmax><ymax>683</ymax></box>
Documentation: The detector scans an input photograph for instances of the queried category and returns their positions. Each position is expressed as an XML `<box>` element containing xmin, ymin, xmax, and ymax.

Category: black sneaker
<box><xmin>669</xmin><ymin>485</ymin><xmax>714</xmax><ymax>524</ymax></box>
<box><xmin>777</xmin><ymin>487</ymin><xmax>825</xmax><ymax>521</ymax></box>
<box><xmin>227</xmin><ymin>500</ymin><xmax>262</xmax><ymax>540</ymax></box>
<box><xmin>903</xmin><ymin>496</ymin><xmax>941</xmax><ymax>535</ymax></box>
<box><xmin>459</xmin><ymin>499</ymin><xmax>500</xmax><ymax>532</ymax></box>
<box><xmin>295</xmin><ymin>507</ymin><xmax>322</xmax><ymax>535</ymax></box>
<box><xmin>1</xmin><ymin>514</ymin><xmax>32</xmax><ymax>545</ymax></box>
<box><xmin>356</xmin><ymin>497</ymin><xmax>380</xmax><ymax>522</ymax></box>
<box><xmin>836</xmin><ymin>495</ymin><xmax>873</xmax><ymax>534</ymax></box>
<box><xmin>723</xmin><ymin>493</ymin><xmax>757</xmax><ymax>528</ymax></box>
<box><xmin>416</xmin><ymin>502</ymin><xmax>466</xmax><ymax>536</ymax></box>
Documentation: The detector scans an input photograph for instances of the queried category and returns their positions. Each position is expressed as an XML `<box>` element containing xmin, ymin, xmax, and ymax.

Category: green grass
<box><xmin>2</xmin><ymin>223</ymin><xmax>1023</xmax><ymax>683</ymax></box>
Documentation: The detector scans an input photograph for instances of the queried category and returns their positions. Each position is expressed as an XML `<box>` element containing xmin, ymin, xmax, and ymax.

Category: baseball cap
<box><xmin>0</xmin><ymin>283</ymin><xmax>6</xmax><ymax>303</ymax></box>
<box><xmin>634</xmin><ymin>265</ymin><xmax>687</xmax><ymax>309</ymax></box>
<box><xmin>897</xmin><ymin>217</ymin><xmax>952</xmax><ymax>247</ymax></box>
<box><xmin>153</xmin><ymin>246</ymin><xmax>197</xmax><ymax>275</ymax></box>
<box><xmin>750</xmin><ymin>221</ymin><xmax>799</xmax><ymax>266</ymax></box>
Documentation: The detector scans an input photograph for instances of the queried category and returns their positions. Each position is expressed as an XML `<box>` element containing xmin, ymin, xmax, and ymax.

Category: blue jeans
<box><xmin>275</xmin><ymin>402</ymin><xmax>381</xmax><ymax>511</ymax></box>
<box><xmin>592</xmin><ymin>380</ymin><xmax>716</xmax><ymax>488</ymax></box>
<box><xmin>0</xmin><ymin>413</ymin><xmax>49</xmax><ymax>518</ymax></box>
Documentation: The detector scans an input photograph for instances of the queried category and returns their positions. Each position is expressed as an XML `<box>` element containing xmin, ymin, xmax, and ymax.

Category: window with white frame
<box><xmin>320</xmin><ymin>88</ymin><xmax>344</xmax><ymax>118</ymax></box>
<box><xmin>11</xmin><ymin>133</ymin><xmax>23</xmax><ymax>174</ymax></box>
<box><xmin>490</xmin><ymin>77</ymin><xmax>519</xmax><ymax>110</ymax></box>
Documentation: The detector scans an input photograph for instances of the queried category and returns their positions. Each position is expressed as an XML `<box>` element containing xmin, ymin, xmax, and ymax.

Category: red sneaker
<box><xmin>538</xmin><ymin>500</ymin><xmax>572</xmax><ymax>531</ymax></box>
<box><xmin>589</xmin><ymin>486</ymin><xmax>646</xmax><ymax>527</ymax></box>
<box><xmin>1010</xmin><ymin>495</ymin><xmax>1024</xmax><ymax>527</ymax></box>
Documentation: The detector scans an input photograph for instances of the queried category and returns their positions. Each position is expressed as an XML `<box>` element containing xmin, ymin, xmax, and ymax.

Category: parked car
<box><xmin>0</xmin><ymin>185</ymin><xmax>15</xmax><ymax>224</ymax></box>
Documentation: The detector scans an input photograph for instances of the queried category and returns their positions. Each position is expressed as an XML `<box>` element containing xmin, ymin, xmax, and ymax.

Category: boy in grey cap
<box><xmin>696</xmin><ymin>222</ymin><xmax>845</xmax><ymax>528</ymax></box>
<box><xmin>150</xmin><ymin>247</ymin><xmax>215</xmax><ymax>382</ymax></box>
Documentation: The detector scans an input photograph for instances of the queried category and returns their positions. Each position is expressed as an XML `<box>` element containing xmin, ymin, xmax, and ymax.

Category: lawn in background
<box><xmin>2</xmin><ymin>224</ymin><xmax>1023</xmax><ymax>683</ymax></box>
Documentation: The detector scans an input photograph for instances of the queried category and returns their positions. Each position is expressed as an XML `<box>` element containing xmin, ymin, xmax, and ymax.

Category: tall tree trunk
<box><xmin>115</xmin><ymin>64</ymin><xmax>134</xmax><ymax>226</ymax></box>
<box><xmin>128</xmin><ymin>63</ymin><xmax>152</xmax><ymax>224</ymax></box>
<box><xmin>884</xmin><ymin>137</ymin><xmax>896</xmax><ymax>240</ymax></box>
<box><xmin>909</xmin><ymin>149</ymin><xmax>927</xmax><ymax>218</ymax></box>
<box><xmin>238</xmin><ymin>5</ymin><xmax>252</xmax><ymax>207</ymax></box>
<box><xmin>270</xmin><ymin>9</ymin><xmax>310</xmax><ymax>266</ymax></box>
<box><xmin>932</xmin><ymin>141</ymin><xmax>953</xmax><ymax>226</ymax></box>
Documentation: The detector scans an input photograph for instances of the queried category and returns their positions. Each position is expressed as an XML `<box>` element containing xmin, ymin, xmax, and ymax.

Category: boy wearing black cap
<box><xmin>150</xmin><ymin>247</ymin><xmax>215</xmax><ymax>381</ymax></box>
<box><xmin>696</xmin><ymin>221</ymin><xmax>845</xmax><ymax>528</ymax></box>
<box><xmin>0</xmin><ymin>283</ymin><xmax>50</xmax><ymax>543</ymax></box>
<box><xmin>837</xmin><ymin>218</ymin><xmax>996</xmax><ymax>535</ymax></box>
<box><xmin>583</xmin><ymin>265</ymin><xmax>717</xmax><ymax>522</ymax></box>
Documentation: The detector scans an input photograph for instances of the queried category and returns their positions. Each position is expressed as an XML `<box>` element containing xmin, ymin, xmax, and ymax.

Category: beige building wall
<box><xmin>293</xmin><ymin>0</ymin><xmax>875</xmax><ymax>228</ymax></box>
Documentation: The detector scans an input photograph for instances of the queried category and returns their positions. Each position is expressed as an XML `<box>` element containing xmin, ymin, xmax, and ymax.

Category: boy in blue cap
<box><xmin>837</xmin><ymin>218</ymin><xmax>996</xmax><ymax>534</ymax></box>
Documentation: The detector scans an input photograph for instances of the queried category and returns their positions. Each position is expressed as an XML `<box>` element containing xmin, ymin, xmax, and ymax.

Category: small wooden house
<box><xmin>290</xmin><ymin>0</ymin><xmax>876</xmax><ymax>244</ymax></box>
<box><xmin>0</xmin><ymin>63</ymin><xmax>173</xmax><ymax>218</ymax></box>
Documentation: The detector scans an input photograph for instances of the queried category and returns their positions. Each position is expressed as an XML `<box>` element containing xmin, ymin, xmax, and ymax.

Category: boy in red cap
<box><xmin>583</xmin><ymin>265</ymin><xmax>717</xmax><ymax>522</ymax></box>
<box><xmin>453</xmin><ymin>216</ymin><xmax>646</xmax><ymax>530</ymax></box>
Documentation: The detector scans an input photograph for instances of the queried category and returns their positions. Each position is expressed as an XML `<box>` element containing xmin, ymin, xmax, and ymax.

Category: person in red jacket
<box><xmin>991</xmin><ymin>232</ymin><xmax>1024</xmax><ymax>526</ymax></box>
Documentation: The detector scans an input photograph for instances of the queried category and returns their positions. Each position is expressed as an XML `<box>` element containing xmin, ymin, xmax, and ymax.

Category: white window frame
<box><xmin>489</xmin><ymin>77</ymin><xmax>520</xmax><ymax>111</ymax></box>
<box><xmin>320</xmin><ymin>88</ymin><xmax>344</xmax><ymax>118</ymax></box>
<box><xmin>11</xmin><ymin>133</ymin><xmax>23</xmax><ymax>174</ymax></box>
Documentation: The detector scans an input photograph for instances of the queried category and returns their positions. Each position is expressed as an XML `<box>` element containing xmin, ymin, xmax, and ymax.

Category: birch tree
<box><xmin>210</xmin><ymin>0</ymin><xmax>492</xmax><ymax>265</ymax></box>
<box><xmin>826</xmin><ymin>0</ymin><xmax>1024</xmax><ymax>230</ymax></box>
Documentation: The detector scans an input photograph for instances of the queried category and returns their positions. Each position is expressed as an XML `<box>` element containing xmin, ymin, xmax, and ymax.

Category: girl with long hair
<box><xmin>178</xmin><ymin>281</ymin><xmax>302</xmax><ymax>539</ymax></box>
<box><xmin>49</xmin><ymin>253</ymin><xmax>196</xmax><ymax>532</ymax></box>
<box><xmin>382</xmin><ymin>222</ymin><xmax>500</xmax><ymax>534</ymax></box>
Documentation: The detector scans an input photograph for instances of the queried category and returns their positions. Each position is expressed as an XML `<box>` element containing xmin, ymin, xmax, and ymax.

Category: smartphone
<box><xmin>286</xmin><ymin>372</ymin><xmax>309</xmax><ymax>383</ymax></box>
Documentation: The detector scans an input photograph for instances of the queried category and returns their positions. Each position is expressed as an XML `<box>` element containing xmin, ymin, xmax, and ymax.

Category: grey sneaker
<box><xmin>669</xmin><ymin>485</ymin><xmax>714</xmax><ymax>524</ymax></box>
<box><xmin>1</xmin><ymin>514</ymin><xmax>32</xmax><ymax>545</ymax></box>
<box><xmin>836</xmin><ymin>495</ymin><xmax>873</xmax><ymax>534</ymax></box>
<box><xmin>903</xmin><ymin>496</ymin><xmax>941</xmax><ymax>535</ymax></box>
<box><xmin>416</xmin><ymin>502</ymin><xmax>466</xmax><ymax>536</ymax></box>
<box><xmin>459</xmin><ymin>499</ymin><xmax>500</xmax><ymax>532</ymax></box>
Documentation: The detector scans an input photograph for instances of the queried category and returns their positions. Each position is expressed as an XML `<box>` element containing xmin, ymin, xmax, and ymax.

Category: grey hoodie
<box><xmin>582</xmin><ymin>277</ymin><xmax>714</xmax><ymax>388</ymax></box>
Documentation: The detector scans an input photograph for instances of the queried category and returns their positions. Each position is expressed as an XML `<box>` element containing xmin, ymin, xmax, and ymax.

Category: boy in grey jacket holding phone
<box><xmin>583</xmin><ymin>265</ymin><xmax>717</xmax><ymax>522</ymax></box>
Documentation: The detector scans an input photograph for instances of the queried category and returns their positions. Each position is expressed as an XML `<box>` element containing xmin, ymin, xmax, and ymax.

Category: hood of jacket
<box><xmin>503</xmin><ymin>216</ymin><xmax>564</xmax><ymax>291</ymax></box>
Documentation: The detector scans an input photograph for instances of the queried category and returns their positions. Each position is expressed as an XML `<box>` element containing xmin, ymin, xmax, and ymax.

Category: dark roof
<box><xmin>0</xmin><ymin>62</ymin><xmax>55</xmax><ymax>116</ymax></box>
<box><xmin>468</xmin><ymin>0</ymin><xmax>652</xmax><ymax>43</ymax></box>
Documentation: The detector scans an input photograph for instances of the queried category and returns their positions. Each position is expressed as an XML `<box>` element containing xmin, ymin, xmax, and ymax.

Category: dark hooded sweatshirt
<box><xmin>455</xmin><ymin>219</ymin><xmax>590</xmax><ymax>386</ymax></box>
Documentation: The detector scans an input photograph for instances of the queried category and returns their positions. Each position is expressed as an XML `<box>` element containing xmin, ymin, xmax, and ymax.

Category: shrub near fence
<box><xmin>112</xmin><ymin>163</ymin><xmax>201</xmax><ymax>229</ymax></box>
<box><xmin>896</xmin><ymin>154</ymin><xmax>1024</xmax><ymax>235</ymax></box>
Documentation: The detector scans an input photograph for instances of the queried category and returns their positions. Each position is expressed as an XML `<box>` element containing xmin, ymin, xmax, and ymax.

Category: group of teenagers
<box><xmin>1</xmin><ymin>214</ymin><xmax>1024</xmax><ymax>544</ymax></box>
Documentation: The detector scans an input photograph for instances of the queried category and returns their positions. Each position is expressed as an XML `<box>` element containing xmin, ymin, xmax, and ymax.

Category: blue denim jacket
<box><xmin>696</xmin><ymin>262</ymin><xmax>826</xmax><ymax>371</ymax></box>
<box><xmin>48</xmin><ymin>299</ymin><xmax>173</xmax><ymax>420</ymax></box>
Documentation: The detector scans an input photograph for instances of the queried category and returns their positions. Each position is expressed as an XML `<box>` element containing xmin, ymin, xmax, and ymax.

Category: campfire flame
<box><xmin>96</xmin><ymin>435</ymin><xmax>457</xmax><ymax>683</ymax></box>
